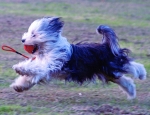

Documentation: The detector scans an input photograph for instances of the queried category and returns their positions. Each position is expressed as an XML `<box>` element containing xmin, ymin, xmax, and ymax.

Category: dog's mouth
<box><xmin>24</xmin><ymin>44</ymin><xmax>38</xmax><ymax>54</ymax></box>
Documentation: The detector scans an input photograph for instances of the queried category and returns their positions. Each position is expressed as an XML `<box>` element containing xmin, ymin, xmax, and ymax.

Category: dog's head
<box><xmin>22</xmin><ymin>17</ymin><xmax>64</xmax><ymax>53</ymax></box>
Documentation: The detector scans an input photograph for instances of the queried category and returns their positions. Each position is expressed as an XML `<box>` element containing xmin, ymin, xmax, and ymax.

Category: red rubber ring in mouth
<box><xmin>24</xmin><ymin>45</ymin><xmax>38</xmax><ymax>54</ymax></box>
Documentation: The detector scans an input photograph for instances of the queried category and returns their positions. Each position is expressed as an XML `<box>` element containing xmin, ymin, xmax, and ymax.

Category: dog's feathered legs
<box><xmin>114</xmin><ymin>75</ymin><xmax>136</xmax><ymax>99</ymax></box>
<box><xmin>10</xmin><ymin>75</ymin><xmax>35</xmax><ymax>92</ymax></box>
<box><xmin>11</xmin><ymin>58</ymin><xmax>51</xmax><ymax>92</ymax></box>
<box><xmin>124</xmin><ymin>61</ymin><xmax>147</xmax><ymax>80</ymax></box>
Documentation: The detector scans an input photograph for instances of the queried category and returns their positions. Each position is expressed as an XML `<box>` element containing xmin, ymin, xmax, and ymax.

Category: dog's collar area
<box><xmin>24</xmin><ymin>44</ymin><xmax>38</xmax><ymax>54</ymax></box>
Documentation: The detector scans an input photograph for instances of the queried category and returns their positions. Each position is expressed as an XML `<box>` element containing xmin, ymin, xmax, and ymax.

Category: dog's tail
<box><xmin>97</xmin><ymin>25</ymin><xmax>123</xmax><ymax>56</ymax></box>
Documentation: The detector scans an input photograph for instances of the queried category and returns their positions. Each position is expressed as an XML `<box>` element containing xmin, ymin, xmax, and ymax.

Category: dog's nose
<box><xmin>22</xmin><ymin>39</ymin><xmax>26</xmax><ymax>43</ymax></box>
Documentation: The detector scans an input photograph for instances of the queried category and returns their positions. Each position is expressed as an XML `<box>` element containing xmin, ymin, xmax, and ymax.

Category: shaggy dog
<box><xmin>11</xmin><ymin>17</ymin><xmax>146</xmax><ymax>99</ymax></box>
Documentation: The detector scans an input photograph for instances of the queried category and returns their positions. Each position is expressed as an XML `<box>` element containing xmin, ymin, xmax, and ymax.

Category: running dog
<box><xmin>11</xmin><ymin>17</ymin><xmax>147</xmax><ymax>99</ymax></box>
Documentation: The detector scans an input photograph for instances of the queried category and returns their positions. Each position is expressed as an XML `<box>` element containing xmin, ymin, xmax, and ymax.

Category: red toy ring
<box><xmin>24</xmin><ymin>45</ymin><xmax>38</xmax><ymax>54</ymax></box>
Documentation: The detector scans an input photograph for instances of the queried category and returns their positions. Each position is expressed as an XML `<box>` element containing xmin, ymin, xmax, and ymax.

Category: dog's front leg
<box><xmin>11</xmin><ymin>59</ymin><xmax>50</xmax><ymax>92</ymax></box>
<box><xmin>12</xmin><ymin>58</ymin><xmax>45</xmax><ymax>76</ymax></box>
<box><xmin>13</xmin><ymin>58</ymin><xmax>50</xmax><ymax>83</ymax></box>
<box><xmin>13</xmin><ymin>59</ymin><xmax>33</xmax><ymax>76</ymax></box>
<box><xmin>10</xmin><ymin>75</ymin><xmax>35</xmax><ymax>92</ymax></box>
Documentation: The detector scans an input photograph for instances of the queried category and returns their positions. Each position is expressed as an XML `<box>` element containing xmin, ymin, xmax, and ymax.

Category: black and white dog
<box><xmin>11</xmin><ymin>17</ymin><xmax>146</xmax><ymax>99</ymax></box>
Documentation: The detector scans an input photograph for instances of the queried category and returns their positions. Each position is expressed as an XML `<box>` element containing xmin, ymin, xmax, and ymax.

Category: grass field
<box><xmin>0</xmin><ymin>0</ymin><xmax>150</xmax><ymax>114</ymax></box>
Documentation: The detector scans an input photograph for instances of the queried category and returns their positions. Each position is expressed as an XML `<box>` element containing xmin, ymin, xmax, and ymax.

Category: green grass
<box><xmin>0</xmin><ymin>1</ymin><xmax>150</xmax><ymax>27</ymax></box>
<box><xmin>1</xmin><ymin>68</ymin><xmax>17</xmax><ymax>79</ymax></box>
<box><xmin>0</xmin><ymin>105</ymin><xmax>32</xmax><ymax>115</ymax></box>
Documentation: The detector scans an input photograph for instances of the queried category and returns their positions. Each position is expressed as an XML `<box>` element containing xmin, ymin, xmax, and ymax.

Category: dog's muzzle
<box><xmin>24</xmin><ymin>45</ymin><xmax>38</xmax><ymax>54</ymax></box>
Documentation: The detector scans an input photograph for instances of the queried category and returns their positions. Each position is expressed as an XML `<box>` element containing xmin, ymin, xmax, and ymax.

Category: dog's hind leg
<box><xmin>124</xmin><ymin>61</ymin><xmax>147</xmax><ymax>80</ymax></box>
<box><xmin>114</xmin><ymin>75</ymin><xmax>136</xmax><ymax>99</ymax></box>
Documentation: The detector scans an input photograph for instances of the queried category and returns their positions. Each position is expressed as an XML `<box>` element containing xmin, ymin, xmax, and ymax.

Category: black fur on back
<box><xmin>63</xmin><ymin>43</ymin><xmax>131</xmax><ymax>84</ymax></box>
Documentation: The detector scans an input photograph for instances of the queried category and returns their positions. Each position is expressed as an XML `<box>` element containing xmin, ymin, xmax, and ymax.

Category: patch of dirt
<box><xmin>89</xmin><ymin>104</ymin><xmax>149</xmax><ymax>115</ymax></box>
<box><xmin>0</xmin><ymin>15</ymin><xmax>37</xmax><ymax>44</ymax></box>
<box><xmin>0</xmin><ymin>88</ymin><xmax>150</xmax><ymax>115</ymax></box>
<box><xmin>72</xmin><ymin>104</ymin><xmax>150</xmax><ymax>115</ymax></box>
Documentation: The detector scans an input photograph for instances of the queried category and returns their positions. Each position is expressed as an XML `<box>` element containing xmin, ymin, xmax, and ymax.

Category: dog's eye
<box><xmin>32</xmin><ymin>34</ymin><xmax>36</xmax><ymax>37</ymax></box>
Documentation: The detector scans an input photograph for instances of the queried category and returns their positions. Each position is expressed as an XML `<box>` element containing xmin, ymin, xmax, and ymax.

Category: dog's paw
<box><xmin>10</xmin><ymin>81</ymin><xmax>24</xmax><ymax>92</ymax></box>
<box><xmin>12</xmin><ymin>64</ymin><xmax>18</xmax><ymax>70</ymax></box>
<box><xmin>10</xmin><ymin>84</ymin><xmax>31</xmax><ymax>92</ymax></box>
<box><xmin>13</xmin><ymin>68</ymin><xmax>22</xmax><ymax>75</ymax></box>
<box><xmin>10</xmin><ymin>76</ymin><xmax>35</xmax><ymax>92</ymax></box>
<box><xmin>11</xmin><ymin>85</ymin><xmax>24</xmax><ymax>92</ymax></box>
<box><xmin>13</xmin><ymin>65</ymin><xmax>25</xmax><ymax>75</ymax></box>
<box><xmin>10</xmin><ymin>83</ymin><xmax>34</xmax><ymax>92</ymax></box>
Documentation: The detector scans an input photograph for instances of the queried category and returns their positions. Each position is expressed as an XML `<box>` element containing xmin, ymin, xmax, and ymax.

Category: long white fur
<box><xmin>114</xmin><ymin>75</ymin><xmax>136</xmax><ymax>99</ymax></box>
<box><xmin>11</xmin><ymin>17</ymin><xmax>72</xmax><ymax>90</ymax></box>
<box><xmin>123</xmin><ymin>61</ymin><xmax>147</xmax><ymax>80</ymax></box>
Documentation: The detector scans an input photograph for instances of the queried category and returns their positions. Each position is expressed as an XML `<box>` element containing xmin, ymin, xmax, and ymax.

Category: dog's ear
<box><xmin>48</xmin><ymin>17</ymin><xmax>64</xmax><ymax>33</ymax></box>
